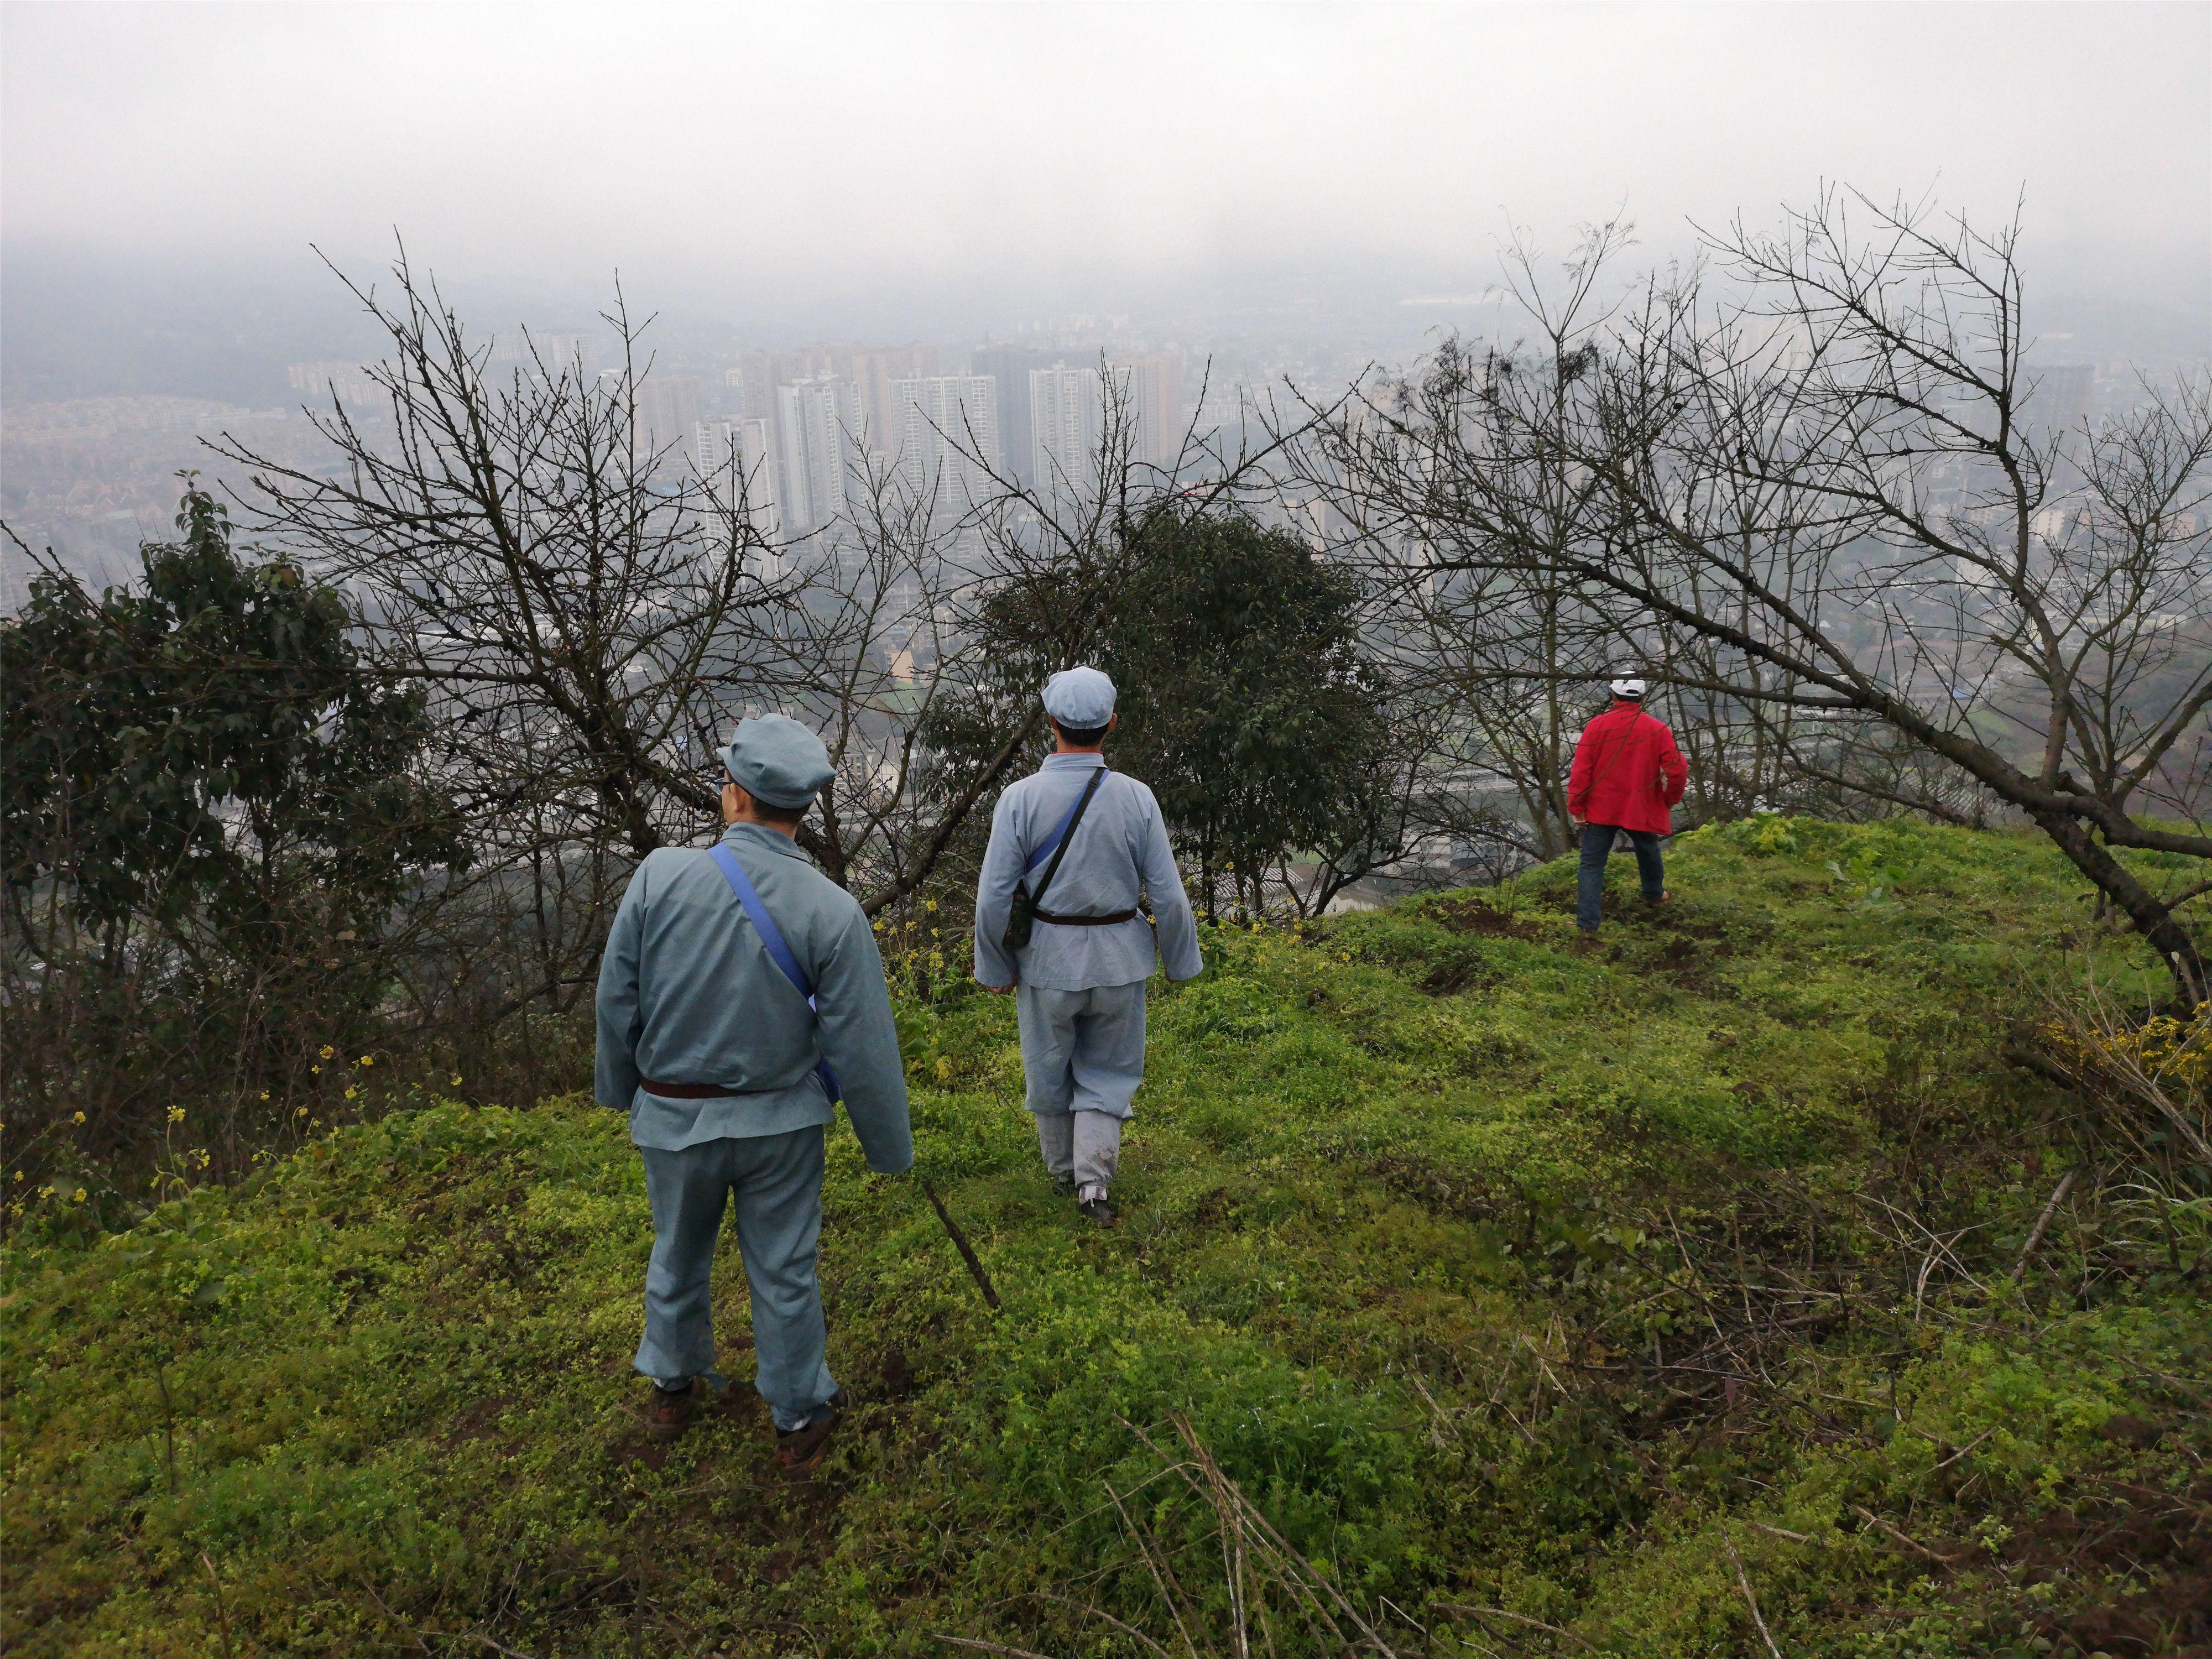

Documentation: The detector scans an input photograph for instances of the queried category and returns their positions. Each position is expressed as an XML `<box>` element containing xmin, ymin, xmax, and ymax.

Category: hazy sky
<box><xmin>4</xmin><ymin>2</ymin><xmax>2209</xmax><ymax>324</ymax></box>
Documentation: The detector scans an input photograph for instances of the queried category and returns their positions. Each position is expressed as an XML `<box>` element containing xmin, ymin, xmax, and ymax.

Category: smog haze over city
<box><xmin>4</xmin><ymin>1</ymin><xmax>2208</xmax><ymax>598</ymax></box>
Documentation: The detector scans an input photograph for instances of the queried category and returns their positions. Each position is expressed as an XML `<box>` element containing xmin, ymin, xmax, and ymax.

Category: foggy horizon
<box><xmin>6</xmin><ymin>2</ymin><xmax>2209</xmax><ymax>395</ymax></box>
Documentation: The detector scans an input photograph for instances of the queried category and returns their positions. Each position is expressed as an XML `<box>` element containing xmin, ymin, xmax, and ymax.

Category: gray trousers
<box><xmin>1018</xmin><ymin>980</ymin><xmax>1145</xmax><ymax>1188</ymax></box>
<box><xmin>634</xmin><ymin>1126</ymin><xmax>836</xmax><ymax>1431</ymax></box>
<box><xmin>1035</xmin><ymin>1108</ymin><xmax>1124</xmax><ymax>1189</ymax></box>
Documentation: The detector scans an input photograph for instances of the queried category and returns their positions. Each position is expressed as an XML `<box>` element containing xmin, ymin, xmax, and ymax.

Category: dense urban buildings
<box><xmin>889</xmin><ymin>373</ymin><xmax>1000</xmax><ymax>505</ymax></box>
<box><xmin>9</xmin><ymin>306</ymin><xmax>2176</xmax><ymax>612</ymax></box>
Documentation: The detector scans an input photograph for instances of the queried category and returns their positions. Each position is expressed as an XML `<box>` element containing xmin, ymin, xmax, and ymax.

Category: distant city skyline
<box><xmin>6</xmin><ymin>3</ymin><xmax>2206</xmax><ymax>609</ymax></box>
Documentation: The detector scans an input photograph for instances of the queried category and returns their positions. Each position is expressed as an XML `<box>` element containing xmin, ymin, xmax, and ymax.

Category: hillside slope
<box><xmin>6</xmin><ymin>818</ymin><xmax>2207</xmax><ymax>1657</ymax></box>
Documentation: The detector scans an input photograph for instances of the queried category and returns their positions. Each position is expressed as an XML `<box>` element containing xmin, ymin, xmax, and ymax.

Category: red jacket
<box><xmin>1567</xmin><ymin>701</ymin><xmax>1687</xmax><ymax>834</ymax></box>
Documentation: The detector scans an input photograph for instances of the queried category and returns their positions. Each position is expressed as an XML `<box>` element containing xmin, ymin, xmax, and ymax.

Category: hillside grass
<box><xmin>5</xmin><ymin>817</ymin><xmax>2207</xmax><ymax>1657</ymax></box>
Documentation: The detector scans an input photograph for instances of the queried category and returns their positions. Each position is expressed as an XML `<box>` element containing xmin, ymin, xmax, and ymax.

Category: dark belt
<box><xmin>639</xmin><ymin>1078</ymin><xmax>773</xmax><ymax>1099</ymax></box>
<box><xmin>1030</xmin><ymin>905</ymin><xmax>1141</xmax><ymax>926</ymax></box>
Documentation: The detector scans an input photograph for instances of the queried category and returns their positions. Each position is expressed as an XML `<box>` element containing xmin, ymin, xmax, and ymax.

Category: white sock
<box><xmin>1078</xmin><ymin>1182</ymin><xmax>1109</xmax><ymax>1204</ymax></box>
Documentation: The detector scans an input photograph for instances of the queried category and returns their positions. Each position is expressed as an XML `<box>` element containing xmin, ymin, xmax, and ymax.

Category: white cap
<box><xmin>1042</xmin><ymin>666</ymin><xmax>1116</xmax><ymax>728</ymax></box>
<box><xmin>1610</xmin><ymin>677</ymin><xmax>1647</xmax><ymax>699</ymax></box>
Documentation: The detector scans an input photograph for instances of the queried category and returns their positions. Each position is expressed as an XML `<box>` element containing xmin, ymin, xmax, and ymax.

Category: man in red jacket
<box><xmin>1566</xmin><ymin>677</ymin><xmax>1688</xmax><ymax>938</ymax></box>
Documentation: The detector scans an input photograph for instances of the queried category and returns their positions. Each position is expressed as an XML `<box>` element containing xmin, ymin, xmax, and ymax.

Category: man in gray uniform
<box><xmin>974</xmin><ymin>667</ymin><xmax>1202</xmax><ymax>1224</ymax></box>
<box><xmin>596</xmin><ymin>713</ymin><xmax>912</xmax><ymax>1465</ymax></box>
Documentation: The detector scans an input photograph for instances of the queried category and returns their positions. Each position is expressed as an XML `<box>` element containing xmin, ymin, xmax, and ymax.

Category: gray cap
<box><xmin>1609</xmin><ymin>677</ymin><xmax>1647</xmax><ymax>700</ymax></box>
<box><xmin>1042</xmin><ymin>666</ymin><xmax>1115</xmax><ymax>728</ymax></box>
<box><xmin>718</xmin><ymin>713</ymin><xmax>834</xmax><ymax>810</ymax></box>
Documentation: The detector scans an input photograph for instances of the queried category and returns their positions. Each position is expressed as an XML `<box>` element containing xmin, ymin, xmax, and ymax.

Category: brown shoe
<box><xmin>646</xmin><ymin>1380</ymin><xmax>697</xmax><ymax>1442</ymax></box>
<box><xmin>775</xmin><ymin>1392</ymin><xmax>844</xmax><ymax>1473</ymax></box>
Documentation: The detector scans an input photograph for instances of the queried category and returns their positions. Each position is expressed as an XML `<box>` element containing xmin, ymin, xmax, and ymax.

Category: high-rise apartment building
<box><xmin>845</xmin><ymin>346</ymin><xmax>939</xmax><ymax>453</ymax></box>
<box><xmin>758</xmin><ymin>344</ymin><xmax>938</xmax><ymax>455</ymax></box>
<box><xmin>971</xmin><ymin>343</ymin><xmax>1063</xmax><ymax>486</ymax></box>
<box><xmin>490</xmin><ymin>331</ymin><xmax>602</xmax><ymax>379</ymax></box>
<box><xmin>887</xmin><ymin>375</ymin><xmax>1001</xmax><ymax>506</ymax></box>
<box><xmin>1029</xmin><ymin>363</ymin><xmax>1103</xmax><ymax>498</ymax></box>
<box><xmin>635</xmin><ymin>375</ymin><xmax>705</xmax><ymax>457</ymax></box>
<box><xmin>693</xmin><ymin>417</ymin><xmax>782</xmax><ymax>542</ymax></box>
<box><xmin>1115</xmin><ymin>351</ymin><xmax>1186</xmax><ymax>468</ymax></box>
<box><xmin>775</xmin><ymin>377</ymin><xmax>861</xmax><ymax>534</ymax></box>
<box><xmin>724</xmin><ymin>352</ymin><xmax>776</xmax><ymax>421</ymax></box>
<box><xmin>2027</xmin><ymin>363</ymin><xmax>2098</xmax><ymax>435</ymax></box>
<box><xmin>286</xmin><ymin>361</ymin><xmax>382</xmax><ymax>405</ymax></box>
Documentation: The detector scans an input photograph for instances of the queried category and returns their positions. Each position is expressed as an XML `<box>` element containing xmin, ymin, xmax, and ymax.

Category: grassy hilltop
<box><xmin>6</xmin><ymin>818</ymin><xmax>2207</xmax><ymax>1657</ymax></box>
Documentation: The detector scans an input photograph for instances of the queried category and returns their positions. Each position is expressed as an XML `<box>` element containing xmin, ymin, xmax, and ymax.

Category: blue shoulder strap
<box><xmin>707</xmin><ymin>843</ymin><xmax>841</xmax><ymax>1103</ymax></box>
<box><xmin>1024</xmin><ymin>765</ymin><xmax>1109</xmax><ymax>874</ymax></box>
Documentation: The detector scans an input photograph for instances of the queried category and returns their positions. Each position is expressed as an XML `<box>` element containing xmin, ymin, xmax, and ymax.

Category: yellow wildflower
<box><xmin>168</xmin><ymin>1106</ymin><xmax>186</xmax><ymax>1123</ymax></box>
<box><xmin>319</xmin><ymin>1045</ymin><xmax>335</xmax><ymax>1060</ymax></box>
<box><xmin>73</xmin><ymin>1188</ymin><xmax>87</xmax><ymax>1203</ymax></box>
<box><xmin>345</xmin><ymin>1086</ymin><xmax>359</xmax><ymax>1100</ymax></box>
<box><xmin>72</xmin><ymin>1110</ymin><xmax>86</xmax><ymax>1124</ymax></box>
<box><xmin>358</xmin><ymin>1056</ymin><xmax>373</xmax><ymax>1067</ymax></box>
<box><xmin>450</xmin><ymin>1075</ymin><xmax>463</xmax><ymax>1087</ymax></box>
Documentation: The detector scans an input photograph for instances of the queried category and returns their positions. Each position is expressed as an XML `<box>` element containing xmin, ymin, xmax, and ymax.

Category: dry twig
<box><xmin>2012</xmin><ymin>1168</ymin><xmax>2078</xmax><ymax>1280</ymax></box>
<box><xmin>1723</xmin><ymin>1537</ymin><xmax>1783</xmax><ymax>1659</ymax></box>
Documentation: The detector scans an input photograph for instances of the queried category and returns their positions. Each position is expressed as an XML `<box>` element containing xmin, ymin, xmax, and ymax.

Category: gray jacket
<box><xmin>594</xmin><ymin>823</ymin><xmax>913</xmax><ymax>1171</ymax></box>
<box><xmin>973</xmin><ymin>753</ymin><xmax>1203</xmax><ymax>992</ymax></box>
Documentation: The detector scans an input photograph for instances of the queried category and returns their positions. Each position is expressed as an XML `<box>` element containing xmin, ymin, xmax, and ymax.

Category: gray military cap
<box><xmin>719</xmin><ymin>713</ymin><xmax>834</xmax><ymax>809</ymax></box>
<box><xmin>1042</xmin><ymin>666</ymin><xmax>1116</xmax><ymax>728</ymax></box>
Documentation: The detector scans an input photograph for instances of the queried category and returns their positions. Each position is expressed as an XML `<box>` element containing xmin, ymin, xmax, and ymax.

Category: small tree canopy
<box><xmin>1103</xmin><ymin>511</ymin><xmax>1385</xmax><ymax>918</ymax></box>
<box><xmin>2</xmin><ymin>483</ymin><xmax>465</xmax><ymax>942</ymax></box>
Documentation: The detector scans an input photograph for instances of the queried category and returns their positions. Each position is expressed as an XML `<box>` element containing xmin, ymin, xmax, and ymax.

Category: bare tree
<box><xmin>737</xmin><ymin>448</ymin><xmax>1025</xmax><ymax>918</ymax></box>
<box><xmin>1308</xmin><ymin>192</ymin><xmax>2210</xmax><ymax>1001</ymax></box>
<box><xmin>211</xmin><ymin>250</ymin><xmax>782</xmax><ymax>1019</ymax></box>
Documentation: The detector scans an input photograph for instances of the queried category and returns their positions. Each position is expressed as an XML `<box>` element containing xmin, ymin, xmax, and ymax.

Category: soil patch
<box><xmin>1426</xmin><ymin>895</ymin><xmax>1546</xmax><ymax>941</ymax></box>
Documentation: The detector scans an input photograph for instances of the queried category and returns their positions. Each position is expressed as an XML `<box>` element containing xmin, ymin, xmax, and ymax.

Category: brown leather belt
<box><xmin>1031</xmin><ymin>905</ymin><xmax>1140</xmax><ymax>926</ymax></box>
<box><xmin>639</xmin><ymin>1078</ymin><xmax>772</xmax><ymax>1099</ymax></box>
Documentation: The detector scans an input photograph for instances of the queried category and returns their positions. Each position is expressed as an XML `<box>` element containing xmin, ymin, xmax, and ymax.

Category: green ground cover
<box><xmin>6</xmin><ymin>818</ymin><xmax>2206</xmax><ymax>1657</ymax></box>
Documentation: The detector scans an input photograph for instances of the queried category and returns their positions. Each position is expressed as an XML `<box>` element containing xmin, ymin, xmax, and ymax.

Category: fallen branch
<box><xmin>1851</xmin><ymin>1505</ymin><xmax>1965</xmax><ymax>1566</ymax></box>
<box><xmin>921</xmin><ymin>1175</ymin><xmax>1003</xmax><ymax>1312</ymax></box>
<box><xmin>1434</xmin><ymin>1602</ymin><xmax>1597</xmax><ymax>1651</ymax></box>
<box><xmin>1747</xmin><ymin>1521</ymin><xmax>1813</xmax><ymax>1544</ymax></box>
<box><xmin>2001</xmin><ymin>1044</ymin><xmax>2082</xmax><ymax>1091</ymax></box>
<box><xmin>1724</xmin><ymin>1537</ymin><xmax>1782</xmax><ymax>1659</ymax></box>
<box><xmin>1102</xmin><ymin>1477</ymin><xmax>1202</xmax><ymax>1659</ymax></box>
<box><xmin>200</xmin><ymin>1554</ymin><xmax>237</xmax><ymax>1659</ymax></box>
<box><xmin>1029</xmin><ymin>1592</ymin><xmax>1177</xmax><ymax>1659</ymax></box>
<box><xmin>2011</xmin><ymin>1170</ymin><xmax>2078</xmax><ymax>1280</ymax></box>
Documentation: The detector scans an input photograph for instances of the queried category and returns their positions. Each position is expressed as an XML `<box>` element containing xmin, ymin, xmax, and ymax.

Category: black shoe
<box><xmin>1052</xmin><ymin>1172</ymin><xmax>1076</xmax><ymax>1197</ymax></box>
<box><xmin>1078</xmin><ymin>1194</ymin><xmax>1114</xmax><ymax>1226</ymax></box>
